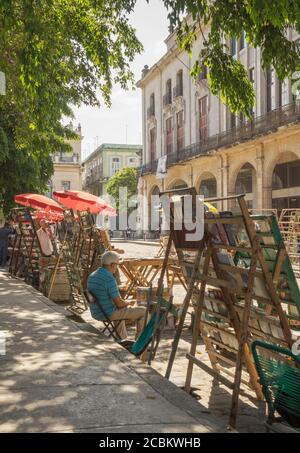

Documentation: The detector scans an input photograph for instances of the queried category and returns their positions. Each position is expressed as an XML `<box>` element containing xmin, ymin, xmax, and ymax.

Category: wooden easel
<box><xmin>47</xmin><ymin>212</ymin><xmax>87</xmax><ymax>314</ymax></box>
<box><xmin>9</xmin><ymin>219</ymin><xmax>23</xmax><ymax>276</ymax></box>
<box><xmin>9</xmin><ymin>208</ymin><xmax>43</xmax><ymax>286</ymax></box>
<box><xmin>161</xmin><ymin>190</ymin><xmax>297</xmax><ymax>429</ymax></box>
<box><xmin>60</xmin><ymin>232</ymin><xmax>87</xmax><ymax>315</ymax></box>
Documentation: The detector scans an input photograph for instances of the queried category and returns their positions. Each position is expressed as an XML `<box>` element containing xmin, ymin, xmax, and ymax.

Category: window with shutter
<box><xmin>199</xmin><ymin>96</ymin><xmax>208</xmax><ymax>142</ymax></box>
<box><xmin>166</xmin><ymin>118</ymin><xmax>173</xmax><ymax>154</ymax></box>
<box><xmin>176</xmin><ymin>110</ymin><xmax>184</xmax><ymax>152</ymax></box>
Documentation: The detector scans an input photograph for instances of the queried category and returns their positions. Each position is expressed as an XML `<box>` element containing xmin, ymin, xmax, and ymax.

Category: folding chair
<box><xmin>131</xmin><ymin>296</ymin><xmax>174</xmax><ymax>363</ymax></box>
<box><xmin>84</xmin><ymin>289</ymin><xmax>133</xmax><ymax>345</ymax></box>
<box><xmin>252</xmin><ymin>340</ymin><xmax>300</xmax><ymax>432</ymax></box>
<box><xmin>85</xmin><ymin>289</ymin><xmax>173</xmax><ymax>361</ymax></box>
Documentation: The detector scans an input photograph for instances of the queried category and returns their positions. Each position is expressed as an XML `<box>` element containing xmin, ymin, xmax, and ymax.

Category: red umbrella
<box><xmin>14</xmin><ymin>193</ymin><xmax>64</xmax><ymax>214</ymax></box>
<box><xmin>33</xmin><ymin>209</ymin><xmax>64</xmax><ymax>223</ymax></box>
<box><xmin>53</xmin><ymin>190</ymin><xmax>116</xmax><ymax>216</ymax></box>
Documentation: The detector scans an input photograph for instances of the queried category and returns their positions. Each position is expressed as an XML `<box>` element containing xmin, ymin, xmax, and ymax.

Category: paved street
<box><xmin>0</xmin><ymin>240</ymin><xmax>267</xmax><ymax>433</ymax></box>
<box><xmin>112</xmin><ymin>240</ymin><xmax>159</xmax><ymax>259</ymax></box>
<box><xmin>111</xmin><ymin>241</ymin><xmax>267</xmax><ymax>433</ymax></box>
<box><xmin>0</xmin><ymin>269</ymin><xmax>226</xmax><ymax>433</ymax></box>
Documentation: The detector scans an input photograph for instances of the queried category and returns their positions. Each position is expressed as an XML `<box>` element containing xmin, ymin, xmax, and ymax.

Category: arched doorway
<box><xmin>272</xmin><ymin>157</ymin><xmax>300</xmax><ymax>211</ymax></box>
<box><xmin>235</xmin><ymin>163</ymin><xmax>256</xmax><ymax>208</ymax></box>
<box><xmin>167</xmin><ymin>179</ymin><xmax>188</xmax><ymax>190</ymax></box>
<box><xmin>198</xmin><ymin>173</ymin><xmax>217</xmax><ymax>199</ymax></box>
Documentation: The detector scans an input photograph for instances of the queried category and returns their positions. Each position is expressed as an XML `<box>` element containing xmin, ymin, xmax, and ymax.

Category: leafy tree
<box><xmin>0</xmin><ymin>113</ymin><xmax>53</xmax><ymax>215</ymax></box>
<box><xmin>1</xmin><ymin>0</ymin><xmax>300</xmax><ymax>217</ymax></box>
<box><xmin>106</xmin><ymin>167</ymin><xmax>138</xmax><ymax>214</ymax></box>
<box><xmin>0</xmin><ymin>0</ymin><xmax>143</xmax><ymax>213</ymax></box>
<box><xmin>162</xmin><ymin>0</ymin><xmax>300</xmax><ymax>116</ymax></box>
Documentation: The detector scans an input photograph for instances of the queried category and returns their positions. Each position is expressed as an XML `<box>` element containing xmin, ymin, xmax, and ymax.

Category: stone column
<box><xmin>221</xmin><ymin>154</ymin><xmax>230</xmax><ymax>211</ymax></box>
<box><xmin>255</xmin><ymin>143</ymin><xmax>265</xmax><ymax>210</ymax></box>
<box><xmin>137</xmin><ymin>177</ymin><xmax>149</xmax><ymax>237</ymax></box>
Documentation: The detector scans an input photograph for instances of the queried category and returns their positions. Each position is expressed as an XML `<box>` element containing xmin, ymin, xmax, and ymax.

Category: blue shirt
<box><xmin>87</xmin><ymin>267</ymin><xmax>120</xmax><ymax>321</ymax></box>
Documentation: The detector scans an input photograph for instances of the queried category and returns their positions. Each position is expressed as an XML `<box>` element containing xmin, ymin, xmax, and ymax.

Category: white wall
<box><xmin>140</xmin><ymin>26</ymin><xmax>299</xmax><ymax>165</ymax></box>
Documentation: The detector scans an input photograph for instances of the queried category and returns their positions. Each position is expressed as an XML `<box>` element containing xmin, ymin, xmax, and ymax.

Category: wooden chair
<box><xmin>252</xmin><ymin>340</ymin><xmax>300</xmax><ymax>432</ymax></box>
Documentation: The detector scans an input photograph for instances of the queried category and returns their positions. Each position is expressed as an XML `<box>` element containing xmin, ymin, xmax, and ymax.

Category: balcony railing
<box><xmin>84</xmin><ymin>167</ymin><xmax>103</xmax><ymax>186</ymax></box>
<box><xmin>163</xmin><ymin>92</ymin><xmax>172</xmax><ymax>107</ymax></box>
<box><xmin>53</xmin><ymin>154</ymin><xmax>79</xmax><ymax>164</ymax></box>
<box><xmin>139</xmin><ymin>101</ymin><xmax>300</xmax><ymax>176</ymax></box>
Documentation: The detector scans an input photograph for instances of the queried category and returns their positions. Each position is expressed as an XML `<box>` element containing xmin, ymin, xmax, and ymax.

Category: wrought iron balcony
<box><xmin>84</xmin><ymin>167</ymin><xmax>103</xmax><ymax>186</ymax></box>
<box><xmin>139</xmin><ymin>101</ymin><xmax>300</xmax><ymax>176</ymax></box>
<box><xmin>53</xmin><ymin>154</ymin><xmax>79</xmax><ymax>164</ymax></box>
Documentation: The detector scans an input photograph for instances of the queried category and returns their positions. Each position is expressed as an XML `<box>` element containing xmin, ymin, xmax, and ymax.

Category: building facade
<box><xmin>137</xmin><ymin>24</ymin><xmax>300</xmax><ymax>235</ymax></box>
<box><xmin>49</xmin><ymin>124</ymin><xmax>82</xmax><ymax>195</ymax></box>
<box><xmin>82</xmin><ymin>143</ymin><xmax>142</xmax><ymax>197</ymax></box>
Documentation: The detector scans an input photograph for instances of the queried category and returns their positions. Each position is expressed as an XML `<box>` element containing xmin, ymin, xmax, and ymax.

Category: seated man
<box><xmin>87</xmin><ymin>251</ymin><xmax>147</xmax><ymax>340</ymax></box>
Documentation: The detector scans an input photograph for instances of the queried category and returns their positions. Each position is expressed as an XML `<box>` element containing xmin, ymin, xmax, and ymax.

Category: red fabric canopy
<box><xmin>14</xmin><ymin>193</ymin><xmax>64</xmax><ymax>213</ymax></box>
<box><xmin>33</xmin><ymin>209</ymin><xmax>64</xmax><ymax>223</ymax></box>
<box><xmin>53</xmin><ymin>190</ymin><xmax>116</xmax><ymax>216</ymax></box>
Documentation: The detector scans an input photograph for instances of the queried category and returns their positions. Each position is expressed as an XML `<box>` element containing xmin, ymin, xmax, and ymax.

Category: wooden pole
<box><xmin>238</xmin><ymin>197</ymin><xmax>293</xmax><ymax>347</ymax></box>
<box><xmin>156</xmin><ymin>232</ymin><xmax>173</xmax><ymax>299</ymax></box>
<box><xmin>184</xmin><ymin>242</ymin><xmax>213</xmax><ymax>393</ymax></box>
<box><xmin>211</xmin><ymin>248</ymin><xmax>264</xmax><ymax>400</ymax></box>
<box><xmin>228</xmin><ymin>236</ymin><xmax>259</xmax><ymax>428</ymax></box>
<box><xmin>165</xmin><ymin>239</ymin><xmax>205</xmax><ymax>379</ymax></box>
<box><xmin>48</xmin><ymin>233</ymin><xmax>67</xmax><ymax>299</ymax></box>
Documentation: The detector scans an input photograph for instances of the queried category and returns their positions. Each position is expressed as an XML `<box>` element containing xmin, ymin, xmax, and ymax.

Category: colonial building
<box><xmin>137</xmin><ymin>23</ymin><xmax>300</xmax><ymax>234</ymax></box>
<box><xmin>82</xmin><ymin>143</ymin><xmax>142</xmax><ymax>197</ymax></box>
<box><xmin>49</xmin><ymin>124</ymin><xmax>82</xmax><ymax>195</ymax></box>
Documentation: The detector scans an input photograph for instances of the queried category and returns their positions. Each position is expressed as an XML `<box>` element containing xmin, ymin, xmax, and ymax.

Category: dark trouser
<box><xmin>0</xmin><ymin>243</ymin><xmax>8</xmax><ymax>266</ymax></box>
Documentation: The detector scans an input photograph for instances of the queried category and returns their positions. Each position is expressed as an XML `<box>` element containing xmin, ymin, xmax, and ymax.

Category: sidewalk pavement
<box><xmin>0</xmin><ymin>270</ymin><xmax>227</xmax><ymax>433</ymax></box>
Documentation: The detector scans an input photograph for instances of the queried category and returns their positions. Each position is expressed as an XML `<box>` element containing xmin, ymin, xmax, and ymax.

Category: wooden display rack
<box><xmin>48</xmin><ymin>230</ymin><xmax>87</xmax><ymax>315</ymax></box>
<box><xmin>9</xmin><ymin>208</ymin><xmax>43</xmax><ymax>287</ymax></box>
<box><xmin>158</xmin><ymin>189</ymin><xmax>299</xmax><ymax>429</ymax></box>
<box><xmin>278</xmin><ymin>208</ymin><xmax>300</xmax><ymax>275</ymax></box>
<box><xmin>47</xmin><ymin>211</ymin><xmax>91</xmax><ymax>314</ymax></box>
<box><xmin>47</xmin><ymin>211</ymin><xmax>113</xmax><ymax>314</ymax></box>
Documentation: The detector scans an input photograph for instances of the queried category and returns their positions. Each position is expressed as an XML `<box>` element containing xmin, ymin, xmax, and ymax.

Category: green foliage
<box><xmin>163</xmin><ymin>0</ymin><xmax>300</xmax><ymax>117</ymax></box>
<box><xmin>1</xmin><ymin>0</ymin><xmax>299</xmax><ymax>216</ymax></box>
<box><xmin>0</xmin><ymin>0</ymin><xmax>143</xmax><ymax>213</ymax></box>
<box><xmin>0</xmin><ymin>117</ymin><xmax>53</xmax><ymax>215</ymax></box>
<box><xmin>106</xmin><ymin>167</ymin><xmax>138</xmax><ymax>213</ymax></box>
<box><xmin>0</xmin><ymin>126</ymin><xmax>9</xmax><ymax>163</ymax></box>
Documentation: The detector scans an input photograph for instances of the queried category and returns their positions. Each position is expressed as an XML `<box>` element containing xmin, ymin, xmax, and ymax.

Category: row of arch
<box><xmin>149</xmin><ymin>163</ymin><xmax>255</xmax><ymax>201</ymax></box>
<box><xmin>148</xmin><ymin>152</ymin><xmax>300</xmax><ymax>218</ymax></box>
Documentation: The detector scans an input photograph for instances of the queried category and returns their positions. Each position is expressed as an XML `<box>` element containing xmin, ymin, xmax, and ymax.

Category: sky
<box><xmin>74</xmin><ymin>0</ymin><xmax>169</xmax><ymax>161</ymax></box>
